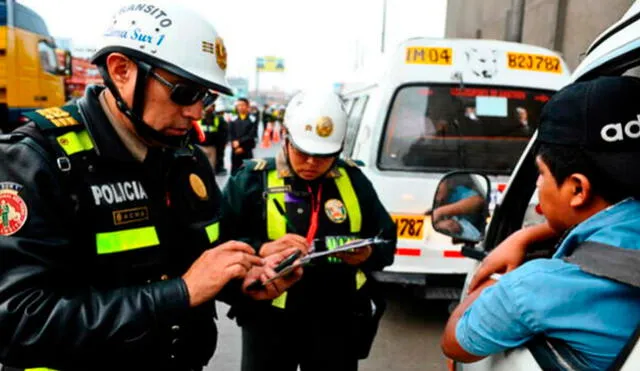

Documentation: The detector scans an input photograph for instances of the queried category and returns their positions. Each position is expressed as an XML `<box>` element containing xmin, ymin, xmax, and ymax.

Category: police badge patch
<box><xmin>215</xmin><ymin>37</ymin><xmax>227</xmax><ymax>71</ymax></box>
<box><xmin>324</xmin><ymin>198</ymin><xmax>347</xmax><ymax>224</ymax></box>
<box><xmin>315</xmin><ymin>116</ymin><xmax>334</xmax><ymax>138</ymax></box>
<box><xmin>0</xmin><ymin>182</ymin><xmax>28</xmax><ymax>236</ymax></box>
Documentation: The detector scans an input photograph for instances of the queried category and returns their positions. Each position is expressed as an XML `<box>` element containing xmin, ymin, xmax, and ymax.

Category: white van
<box><xmin>340</xmin><ymin>38</ymin><xmax>571</xmax><ymax>300</ymax></box>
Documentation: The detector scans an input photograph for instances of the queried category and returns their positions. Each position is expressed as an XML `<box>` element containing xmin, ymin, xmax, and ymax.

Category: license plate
<box><xmin>391</xmin><ymin>214</ymin><xmax>426</xmax><ymax>240</ymax></box>
<box><xmin>405</xmin><ymin>47</ymin><xmax>453</xmax><ymax>65</ymax></box>
<box><xmin>506</xmin><ymin>52</ymin><xmax>562</xmax><ymax>74</ymax></box>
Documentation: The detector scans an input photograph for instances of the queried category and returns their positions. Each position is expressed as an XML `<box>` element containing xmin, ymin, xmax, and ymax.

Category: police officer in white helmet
<box><xmin>222</xmin><ymin>90</ymin><xmax>397</xmax><ymax>371</ymax></box>
<box><xmin>0</xmin><ymin>1</ymin><xmax>301</xmax><ymax>370</ymax></box>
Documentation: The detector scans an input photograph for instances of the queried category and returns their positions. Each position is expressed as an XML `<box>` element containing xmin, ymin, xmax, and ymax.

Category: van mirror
<box><xmin>430</xmin><ymin>171</ymin><xmax>491</xmax><ymax>244</ymax></box>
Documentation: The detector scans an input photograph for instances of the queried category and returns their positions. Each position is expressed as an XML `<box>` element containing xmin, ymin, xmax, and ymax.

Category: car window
<box><xmin>343</xmin><ymin>95</ymin><xmax>368</xmax><ymax>158</ymax></box>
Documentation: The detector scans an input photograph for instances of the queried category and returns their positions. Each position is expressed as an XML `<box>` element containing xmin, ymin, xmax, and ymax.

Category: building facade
<box><xmin>445</xmin><ymin>0</ymin><xmax>634</xmax><ymax>70</ymax></box>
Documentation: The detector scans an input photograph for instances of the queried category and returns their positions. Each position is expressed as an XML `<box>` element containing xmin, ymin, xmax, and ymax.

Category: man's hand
<box><xmin>467</xmin><ymin>222</ymin><xmax>558</xmax><ymax>293</ymax></box>
<box><xmin>259</xmin><ymin>234</ymin><xmax>310</xmax><ymax>258</ymax></box>
<box><xmin>243</xmin><ymin>247</ymin><xmax>304</xmax><ymax>300</ymax></box>
<box><xmin>182</xmin><ymin>241</ymin><xmax>263</xmax><ymax>307</ymax></box>
<box><xmin>435</xmin><ymin>219</ymin><xmax>462</xmax><ymax>235</ymax></box>
<box><xmin>336</xmin><ymin>245</ymin><xmax>372</xmax><ymax>266</ymax></box>
<box><xmin>432</xmin><ymin>206</ymin><xmax>446</xmax><ymax>223</ymax></box>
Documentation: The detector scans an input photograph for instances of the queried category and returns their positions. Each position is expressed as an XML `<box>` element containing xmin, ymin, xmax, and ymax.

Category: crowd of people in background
<box><xmin>193</xmin><ymin>98</ymin><xmax>287</xmax><ymax>175</ymax></box>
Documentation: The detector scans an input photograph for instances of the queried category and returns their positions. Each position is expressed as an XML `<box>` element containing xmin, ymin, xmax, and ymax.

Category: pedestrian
<box><xmin>222</xmin><ymin>90</ymin><xmax>398</xmax><ymax>371</ymax></box>
<box><xmin>229</xmin><ymin>97</ymin><xmax>258</xmax><ymax>175</ymax></box>
<box><xmin>194</xmin><ymin>103</ymin><xmax>229</xmax><ymax>174</ymax></box>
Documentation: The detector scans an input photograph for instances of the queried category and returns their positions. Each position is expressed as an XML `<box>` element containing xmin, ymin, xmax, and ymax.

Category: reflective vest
<box><xmin>264</xmin><ymin>167</ymin><xmax>366</xmax><ymax>309</ymax></box>
<box><xmin>199</xmin><ymin>115</ymin><xmax>220</xmax><ymax>133</ymax></box>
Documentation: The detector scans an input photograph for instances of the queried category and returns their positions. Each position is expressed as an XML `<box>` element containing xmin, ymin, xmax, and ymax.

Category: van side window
<box><xmin>343</xmin><ymin>96</ymin><xmax>368</xmax><ymax>158</ymax></box>
<box><xmin>38</xmin><ymin>41</ymin><xmax>59</xmax><ymax>75</ymax></box>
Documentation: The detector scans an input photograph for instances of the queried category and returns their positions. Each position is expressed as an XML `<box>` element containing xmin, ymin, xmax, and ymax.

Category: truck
<box><xmin>0</xmin><ymin>0</ymin><xmax>71</xmax><ymax>132</ymax></box>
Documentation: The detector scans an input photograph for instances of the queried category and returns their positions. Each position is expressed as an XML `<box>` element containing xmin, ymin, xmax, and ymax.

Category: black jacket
<box><xmin>0</xmin><ymin>86</ymin><xmax>229</xmax><ymax>371</ymax></box>
<box><xmin>228</xmin><ymin>114</ymin><xmax>257</xmax><ymax>151</ymax></box>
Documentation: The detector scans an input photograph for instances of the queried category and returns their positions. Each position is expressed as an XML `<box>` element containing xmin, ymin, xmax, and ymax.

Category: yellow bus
<box><xmin>0</xmin><ymin>0</ymin><xmax>71</xmax><ymax>132</ymax></box>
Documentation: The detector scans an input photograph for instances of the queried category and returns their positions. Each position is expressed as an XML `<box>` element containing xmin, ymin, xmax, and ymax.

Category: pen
<box><xmin>272</xmin><ymin>198</ymin><xmax>298</xmax><ymax>234</ymax></box>
<box><xmin>246</xmin><ymin>249</ymin><xmax>302</xmax><ymax>291</ymax></box>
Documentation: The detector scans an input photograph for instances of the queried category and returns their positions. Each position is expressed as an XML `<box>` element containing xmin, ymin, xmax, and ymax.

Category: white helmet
<box><xmin>92</xmin><ymin>1</ymin><xmax>232</xmax><ymax>95</ymax></box>
<box><xmin>90</xmin><ymin>1</ymin><xmax>233</xmax><ymax>147</ymax></box>
<box><xmin>283</xmin><ymin>91</ymin><xmax>347</xmax><ymax>156</ymax></box>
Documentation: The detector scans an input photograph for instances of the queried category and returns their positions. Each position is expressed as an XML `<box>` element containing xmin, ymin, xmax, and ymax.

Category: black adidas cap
<box><xmin>537</xmin><ymin>75</ymin><xmax>640</xmax><ymax>187</ymax></box>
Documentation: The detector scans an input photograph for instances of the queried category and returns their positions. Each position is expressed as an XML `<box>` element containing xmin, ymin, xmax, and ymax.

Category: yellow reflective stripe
<box><xmin>356</xmin><ymin>269</ymin><xmax>367</xmax><ymax>290</ymax></box>
<box><xmin>56</xmin><ymin>130</ymin><xmax>94</xmax><ymax>156</ymax></box>
<box><xmin>266</xmin><ymin>170</ymin><xmax>286</xmax><ymax>240</ymax></box>
<box><xmin>96</xmin><ymin>227</ymin><xmax>159</xmax><ymax>255</ymax></box>
<box><xmin>272</xmin><ymin>291</ymin><xmax>287</xmax><ymax>309</ymax></box>
<box><xmin>26</xmin><ymin>368</ymin><xmax>58</xmax><ymax>371</ymax></box>
<box><xmin>335</xmin><ymin>168</ymin><xmax>362</xmax><ymax>233</ymax></box>
<box><xmin>206</xmin><ymin>222</ymin><xmax>220</xmax><ymax>243</ymax></box>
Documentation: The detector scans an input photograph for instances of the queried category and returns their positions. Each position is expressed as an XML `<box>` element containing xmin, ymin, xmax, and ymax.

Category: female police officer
<box><xmin>222</xmin><ymin>90</ymin><xmax>397</xmax><ymax>371</ymax></box>
<box><xmin>0</xmin><ymin>2</ymin><xmax>299</xmax><ymax>370</ymax></box>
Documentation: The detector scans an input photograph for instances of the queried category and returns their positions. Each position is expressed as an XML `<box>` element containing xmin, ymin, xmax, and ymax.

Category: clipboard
<box><xmin>261</xmin><ymin>236</ymin><xmax>389</xmax><ymax>285</ymax></box>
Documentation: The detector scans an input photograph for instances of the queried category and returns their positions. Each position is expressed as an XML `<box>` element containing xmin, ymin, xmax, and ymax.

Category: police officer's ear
<box><xmin>105</xmin><ymin>53</ymin><xmax>137</xmax><ymax>93</ymax></box>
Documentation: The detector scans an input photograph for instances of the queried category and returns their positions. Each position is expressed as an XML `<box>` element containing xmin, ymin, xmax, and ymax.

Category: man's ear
<box><xmin>105</xmin><ymin>53</ymin><xmax>136</xmax><ymax>90</ymax></box>
<box><xmin>567</xmin><ymin>173</ymin><xmax>592</xmax><ymax>208</ymax></box>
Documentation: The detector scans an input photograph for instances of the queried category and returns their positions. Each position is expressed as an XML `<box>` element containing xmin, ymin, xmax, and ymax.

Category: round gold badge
<box><xmin>315</xmin><ymin>116</ymin><xmax>334</xmax><ymax>138</ymax></box>
<box><xmin>215</xmin><ymin>37</ymin><xmax>227</xmax><ymax>71</ymax></box>
<box><xmin>189</xmin><ymin>173</ymin><xmax>208</xmax><ymax>200</ymax></box>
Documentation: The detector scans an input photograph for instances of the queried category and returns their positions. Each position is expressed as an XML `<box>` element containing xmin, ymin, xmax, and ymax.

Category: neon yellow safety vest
<box><xmin>198</xmin><ymin>116</ymin><xmax>220</xmax><ymax>133</ymax></box>
<box><xmin>265</xmin><ymin>167</ymin><xmax>366</xmax><ymax>309</ymax></box>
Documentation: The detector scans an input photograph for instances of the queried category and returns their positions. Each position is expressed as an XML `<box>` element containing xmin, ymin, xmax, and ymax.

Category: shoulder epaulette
<box><xmin>343</xmin><ymin>158</ymin><xmax>365</xmax><ymax>167</ymax></box>
<box><xmin>242</xmin><ymin>158</ymin><xmax>270</xmax><ymax>172</ymax></box>
<box><xmin>23</xmin><ymin>105</ymin><xmax>83</xmax><ymax>132</ymax></box>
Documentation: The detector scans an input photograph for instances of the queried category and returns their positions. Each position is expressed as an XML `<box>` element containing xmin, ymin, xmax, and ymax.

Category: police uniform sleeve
<box><xmin>219</xmin><ymin>164</ymin><xmax>264</xmax><ymax>252</ymax></box>
<box><xmin>0</xmin><ymin>134</ymin><xmax>190</xmax><ymax>367</ymax></box>
<box><xmin>347</xmin><ymin>167</ymin><xmax>397</xmax><ymax>271</ymax></box>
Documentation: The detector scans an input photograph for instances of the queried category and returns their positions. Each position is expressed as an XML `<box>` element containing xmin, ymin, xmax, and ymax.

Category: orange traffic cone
<box><xmin>261</xmin><ymin>123</ymin><xmax>273</xmax><ymax>148</ymax></box>
<box><xmin>272</xmin><ymin>122</ymin><xmax>281</xmax><ymax>143</ymax></box>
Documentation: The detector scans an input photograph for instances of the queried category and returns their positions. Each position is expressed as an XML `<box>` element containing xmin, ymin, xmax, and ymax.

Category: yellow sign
<box><xmin>405</xmin><ymin>47</ymin><xmax>453</xmax><ymax>65</ymax></box>
<box><xmin>391</xmin><ymin>214</ymin><xmax>426</xmax><ymax>240</ymax></box>
<box><xmin>257</xmin><ymin>56</ymin><xmax>285</xmax><ymax>72</ymax></box>
<box><xmin>507</xmin><ymin>52</ymin><xmax>562</xmax><ymax>74</ymax></box>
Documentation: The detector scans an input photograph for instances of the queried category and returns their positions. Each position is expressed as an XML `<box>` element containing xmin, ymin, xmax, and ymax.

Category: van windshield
<box><xmin>378</xmin><ymin>85</ymin><xmax>555</xmax><ymax>175</ymax></box>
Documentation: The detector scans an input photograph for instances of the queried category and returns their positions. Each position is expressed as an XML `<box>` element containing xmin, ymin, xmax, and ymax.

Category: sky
<box><xmin>19</xmin><ymin>0</ymin><xmax>448</xmax><ymax>93</ymax></box>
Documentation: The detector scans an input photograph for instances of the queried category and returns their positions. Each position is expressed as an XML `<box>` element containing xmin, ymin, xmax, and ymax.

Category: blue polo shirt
<box><xmin>456</xmin><ymin>198</ymin><xmax>640</xmax><ymax>370</ymax></box>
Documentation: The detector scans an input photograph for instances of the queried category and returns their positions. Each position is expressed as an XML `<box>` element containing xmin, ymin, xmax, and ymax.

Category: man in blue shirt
<box><xmin>441</xmin><ymin>76</ymin><xmax>640</xmax><ymax>370</ymax></box>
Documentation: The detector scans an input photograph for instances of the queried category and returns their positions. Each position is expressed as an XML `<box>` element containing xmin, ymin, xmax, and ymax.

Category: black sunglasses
<box><xmin>150</xmin><ymin>70</ymin><xmax>218</xmax><ymax>110</ymax></box>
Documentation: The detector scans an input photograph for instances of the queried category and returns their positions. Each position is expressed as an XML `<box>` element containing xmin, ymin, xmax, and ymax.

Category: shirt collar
<box><xmin>98</xmin><ymin>90</ymin><xmax>148</xmax><ymax>162</ymax></box>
